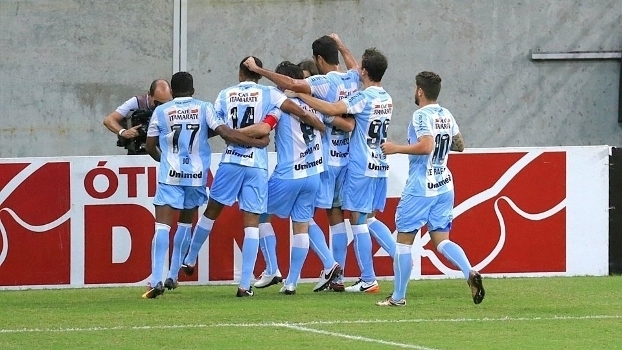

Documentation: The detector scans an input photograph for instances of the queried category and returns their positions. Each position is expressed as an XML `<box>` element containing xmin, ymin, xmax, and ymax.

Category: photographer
<box><xmin>103</xmin><ymin>79</ymin><xmax>172</xmax><ymax>155</ymax></box>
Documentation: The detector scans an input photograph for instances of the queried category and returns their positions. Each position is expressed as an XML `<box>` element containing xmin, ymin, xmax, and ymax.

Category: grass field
<box><xmin>1</xmin><ymin>276</ymin><xmax>621</xmax><ymax>349</ymax></box>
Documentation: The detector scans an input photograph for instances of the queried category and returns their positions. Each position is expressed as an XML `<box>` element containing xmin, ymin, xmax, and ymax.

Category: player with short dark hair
<box><xmin>237</xmin><ymin>61</ymin><xmax>343</xmax><ymax>294</ymax></box>
<box><xmin>142</xmin><ymin>71</ymin><xmax>269</xmax><ymax>298</ymax></box>
<box><xmin>292</xmin><ymin>47</ymin><xmax>394</xmax><ymax>293</ymax></box>
<box><xmin>180</xmin><ymin>57</ymin><xmax>325</xmax><ymax>297</ymax></box>
<box><xmin>245</xmin><ymin>35</ymin><xmax>395</xmax><ymax>292</ymax></box>
<box><xmin>377</xmin><ymin>71</ymin><xmax>484</xmax><ymax>306</ymax></box>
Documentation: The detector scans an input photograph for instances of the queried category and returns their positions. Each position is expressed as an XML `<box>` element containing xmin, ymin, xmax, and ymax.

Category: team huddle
<box><xmin>142</xmin><ymin>33</ymin><xmax>485</xmax><ymax>307</ymax></box>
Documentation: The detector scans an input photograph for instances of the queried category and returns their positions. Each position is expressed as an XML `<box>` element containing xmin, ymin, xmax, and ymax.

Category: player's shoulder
<box><xmin>413</xmin><ymin>106</ymin><xmax>432</xmax><ymax>119</ymax></box>
<box><xmin>306</xmin><ymin>73</ymin><xmax>329</xmax><ymax>85</ymax></box>
<box><xmin>154</xmin><ymin>100</ymin><xmax>175</xmax><ymax>114</ymax></box>
<box><xmin>324</xmin><ymin>69</ymin><xmax>357</xmax><ymax>83</ymax></box>
<box><xmin>220</xmin><ymin>84</ymin><xmax>239</xmax><ymax>95</ymax></box>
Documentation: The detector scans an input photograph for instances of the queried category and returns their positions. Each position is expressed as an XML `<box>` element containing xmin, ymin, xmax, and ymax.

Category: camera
<box><xmin>116</xmin><ymin>109</ymin><xmax>153</xmax><ymax>155</ymax></box>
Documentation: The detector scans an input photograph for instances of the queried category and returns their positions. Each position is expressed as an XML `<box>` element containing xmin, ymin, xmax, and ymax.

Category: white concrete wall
<box><xmin>0</xmin><ymin>0</ymin><xmax>620</xmax><ymax>157</ymax></box>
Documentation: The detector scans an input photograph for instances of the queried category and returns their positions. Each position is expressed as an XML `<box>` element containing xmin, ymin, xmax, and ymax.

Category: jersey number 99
<box><xmin>366</xmin><ymin>119</ymin><xmax>390</xmax><ymax>149</ymax></box>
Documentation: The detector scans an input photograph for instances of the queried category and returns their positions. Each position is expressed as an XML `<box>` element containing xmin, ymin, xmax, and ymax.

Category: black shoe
<box><xmin>181</xmin><ymin>264</ymin><xmax>195</xmax><ymax>276</ymax></box>
<box><xmin>164</xmin><ymin>278</ymin><xmax>178</xmax><ymax>290</ymax></box>
<box><xmin>467</xmin><ymin>271</ymin><xmax>485</xmax><ymax>304</ymax></box>
<box><xmin>142</xmin><ymin>282</ymin><xmax>165</xmax><ymax>299</ymax></box>
<box><xmin>236</xmin><ymin>287</ymin><xmax>254</xmax><ymax>297</ymax></box>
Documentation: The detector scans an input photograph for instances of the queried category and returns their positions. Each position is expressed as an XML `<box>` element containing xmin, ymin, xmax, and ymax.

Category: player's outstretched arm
<box><xmin>145</xmin><ymin>136</ymin><xmax>161</xmax><ymax>162</ymax></box>
<box><xmin>329</xmin><ymin>33</ymin><xmax>358</xmax><ymax>70</ymax></box>
<box><xmin>381</xmin><ymin>136</ymin><xmax>434</xmax><ymax>155</ymax></box>
<box><xmin>450</xmin><ymin>133</ymin><xmax>465</xmax><ymax>152</ymax></box>
<box><xmin>294</xmin><ymin>93</ymin><xmax>348</xmax><ymax>119</ymax></box>
<box><xmin>243</xmin><ymin>57</ymin><xmax>311</xmax><ymax>94</ymax></box>
<box><xmin>280</xmin><ymin>99</ymin><xmax>326</xmax><ymax>133</ymax></box>
<box><xmin>327</xmin><ymin>115</ymin><xmax>355</xmax><ymax>132</ymax></box>
<box><xmin>214</xmin><ymin>125</ymin><xmax>270</xmax><ymax>148</ymax></box>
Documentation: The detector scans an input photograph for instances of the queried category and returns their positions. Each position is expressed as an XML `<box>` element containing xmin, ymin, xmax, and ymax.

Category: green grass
<box><xmin>1</xmin><ymin>276</ymin><xmax>621</xmax><ymax>349</ymax></box>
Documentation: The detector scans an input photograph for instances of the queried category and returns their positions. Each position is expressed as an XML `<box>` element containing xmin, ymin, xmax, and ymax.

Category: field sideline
<box><xmin>1</xmin><ymin>276</ymin><xmax>621</xmax><ymax>349</ymax></box>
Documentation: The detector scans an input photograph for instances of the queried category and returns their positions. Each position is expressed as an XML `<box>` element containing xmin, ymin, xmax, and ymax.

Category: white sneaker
<box><xmin>253</xmin><ymin>269</ymin><xmax>283</xmax><ymax>289</ymax></box>
<box><xmin>313</xmin><ymin>263</ymin><xmax>343</xmax><ymax>292</ymax></box>
<box><xmin>279</xmin><ymin>283</ymin><xmax>296</xmax><ymax>295</ymax></box>
<box><xmin>344</xmin><ymin>278</ymin><xmax>380</xmax><ymax>293</ymax></box>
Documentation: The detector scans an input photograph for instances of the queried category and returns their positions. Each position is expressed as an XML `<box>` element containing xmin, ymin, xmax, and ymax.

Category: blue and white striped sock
<box><xmin>309</xmin><ymin>220</ymin><xmax>335</xmax><ymax>270</ymax></box>
<box><xmin>167</xmin><ymin>222</ymin><xmax>192</xmax><ymax>280</ymax></box>
<box><xmin>183</xmin><ymin>216</ymin><xmax>214</xmax><ymax>266</ymax></box>
<box><xmin>259</xmin><ymin>223</ymin><xmax>279</xmax><ymax>275</ymax></box>
<box><xmin>239</xmin><ymin>227</ymin><xmax>260</xmax><ymax>290</ymax></box>
<box><xmin>285</xmin><ymin>233</ymin><xmax>310</xmax><ymax>286</ymax></box>
<box><xmin>437</xmin><ymin>240</ymin><xmax>472</xmax><ymax>279</ymax></box>
<box><xmin>351</xmin><ymin>224</ymin><xmax>376</xmax><ymax>282</ymax></box>
<box><xmin>150</xmin><ymin>223</ymin><xmax>170</xmax><ymax>287</ymax></box>
<box><xmin>367</xmin><ymin>217</ymin><xmax>396</xmax><ymax>258</ymax></box>
<box><xmin>392</xmin><ymin>243</ymin><xmax>413</xmax><ymax>301</ymax></box>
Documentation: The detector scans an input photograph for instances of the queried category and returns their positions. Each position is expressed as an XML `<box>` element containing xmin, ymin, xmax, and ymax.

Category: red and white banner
<box><xmin>0</xmin><ymin>146</ymin><xmax>609</xmax><ymax>289</ymax></box>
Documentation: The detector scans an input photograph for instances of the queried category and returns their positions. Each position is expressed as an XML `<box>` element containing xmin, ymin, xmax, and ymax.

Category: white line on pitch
<box><xmin>280</xmin><ymin>324</ymin><xmax>435</xmax><ymax>350</ymax></box>
<box><xmin>0</xmin><ymin>315</ymin><xmax>619</xmax><ymax>334</ymax></box>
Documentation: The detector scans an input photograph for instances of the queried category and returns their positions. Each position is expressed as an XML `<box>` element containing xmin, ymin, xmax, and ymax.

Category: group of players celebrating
<box><xmin>142</xmin><ymin>33</ymin><xmax>485</xmax><ymax>307</ymax></box>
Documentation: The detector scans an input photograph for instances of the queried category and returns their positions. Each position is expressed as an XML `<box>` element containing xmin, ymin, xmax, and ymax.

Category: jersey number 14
<box><xmin>230</xmin><ymin>106</ymin><xmax>255</xmax><ymax>129</ymax></box>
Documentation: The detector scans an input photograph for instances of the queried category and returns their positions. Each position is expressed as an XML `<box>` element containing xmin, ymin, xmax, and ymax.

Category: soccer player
<box><xmin>245</xmin><ymin>35</ymin><xmax>396</xmax><ymax>292</ymax></box>
<box><xmin>180</xmin><ymin>57</ymin><xmax>325</xmax><ymax>297</ymax></box>
<box><xmin>239</xmin><ymin>61</ymin><xmax>345</xmax><ymax>294</ymax></box>
<box><xmin>291</xmin><ymin>47</ymin><xmax>392</xmax><ymax>293</ymax></box>
<box><xmin>297</xmin><ymin>59</ymin><xmax>319</xmax><ymax>78</ymax></box>
<box><xmin>142</xmin><ymin>71</ymin><xmax>269</xmax><ymax>299</ymax></box>
<box><xmin>376</xmin><ymin>71</ymin><xmax>485</xmax><ymax>306</ymax></box>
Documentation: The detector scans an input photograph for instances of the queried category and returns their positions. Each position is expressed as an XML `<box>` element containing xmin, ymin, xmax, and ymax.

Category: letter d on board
<box><xmin>84</xmin><ymin>204</ymin><xmax>154</xmax><ymax>284</ymax></box>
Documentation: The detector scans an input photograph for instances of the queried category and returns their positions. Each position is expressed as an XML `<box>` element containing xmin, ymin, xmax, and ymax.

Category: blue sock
<box><xmin>167</xmin><ymin>223</ymin><xmax>192</xmax><ymax>280</ymax></box>
<box><xmin>285</xmin><ymin>233</ymin><xmax>309</xmax><ymax>286</ymax></box>
<box><xmin>351</xmin><ymin>224</ymin><xmax>376</xmax><ymax>282</ymax></box>
<box><xmin>368</xmin><ymin>217</ymin><xmax>396</xmax><ymax>257</ymax></box>
<box><xmin>259</xmin><ymin>223</ymin><xmax>278</xmax><ymax>275</ymax></box>
<box><xmin>239</xmin><ymin>227</ymin><xmax>260</xmax><ymax>290</ymax></box>
<box><xmin>437</xmin><ymin>240</ymin><xmax>472</xmax><ymax>279</ymax></box>
<box><xmin>309</xmin><ymin>220</ymin><xmax>335</xmax><ymax>270</ymax></box>
<box><xmin>330</xmin><ymin>222</ymin><xmax>348</xmax><ymax>279</ymax></box>
<box><xmin>183</xmin><ymin>216</ymin><xmax>214</xmax><ymax>266</ymax></box>
<box><xmin>150</xmin><ymin>223</ymin><xmax>171</xmax><ymax>287</ymax></box>
<box><xmin>392</xmin><ymin>243</ymin><xmax>413</xmax><ymax>301</ymax></box>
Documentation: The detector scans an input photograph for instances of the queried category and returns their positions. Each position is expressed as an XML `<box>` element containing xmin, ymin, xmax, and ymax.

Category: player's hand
<box><xmin>257</xmin><ymin>135</ymin><xmax>270</xmax><ymax>148</ymax></box>
<box><xmin>380</xmin><ymin>141</ymin><xmax>398</xmax><ymax>155</ymax></box>
<box><xmin>328</xmin><ymin>33</ymin><xmax>342</xmax><ymax>46</ymax></box>
<box><xmin>122</xmin><ymin>125</ymin><xmax>142</xmax><ymax>139</ymax></box>
<box><xmin>284</xmin><ymin>89</ymin><xmax>298</xmax><ymax>98</ymax></box>
<box><xmin>243</xmin><ymin>57</ymin><xmax>259</xmax><ymax>71</ymax></box>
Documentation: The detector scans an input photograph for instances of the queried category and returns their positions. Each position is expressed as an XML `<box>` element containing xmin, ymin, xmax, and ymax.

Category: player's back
<box><xmin>215</xmin><ymin>82</ymin><xmax>286</xmax><ymax>169</ymax></box>
<box><xmin>405</xmin><ymin>104</ymin><xmax>459</xmax><ymax>197</ymax></box>
<box><xmin>306</xmin><ymin>70</ymin><xmax>359</xmax><ymax>167</ymax></box>
<box><xmin>152</xmin><ymin>97</ymin><xmax>213</xmax><ymax>187</ymax></box>
<box><xmin>271</xmin><ymin>98</ymin><xmax>324</xmax><ymax>180</ymax></box>
<box><xmin>347</xmin><ymin>87</ymin><xmax>392</xmax><ymax>178</ymax></box>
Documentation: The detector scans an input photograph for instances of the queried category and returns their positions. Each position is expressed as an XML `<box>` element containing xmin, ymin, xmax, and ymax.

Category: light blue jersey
<box><xmin>270</xmin><ymin>98</ymin><xmax>324</xmax><ymax>179</ymax></box>
<box><xmin>306</xmin><ymin>70</ymin><xmax>359</xmax><ymax>167</ymax></box>
<box><xmin>404</xmin><ymin>103</ymin><xmax>459</xmax><ymax>197</ymax></box>
<box><xmin>215</xmin><ymin>82</ymin><xmax>287</xmax><ymax>169</ymax></box>
<box><xmin>147</xmin><ymin>97</ymin><xmax>223</xmax><ymax>186</ymax></box>
<box><xmin>343</xmin><ymin>86</ymin><xmax>392</xmax><ymax>178</ymax></box>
